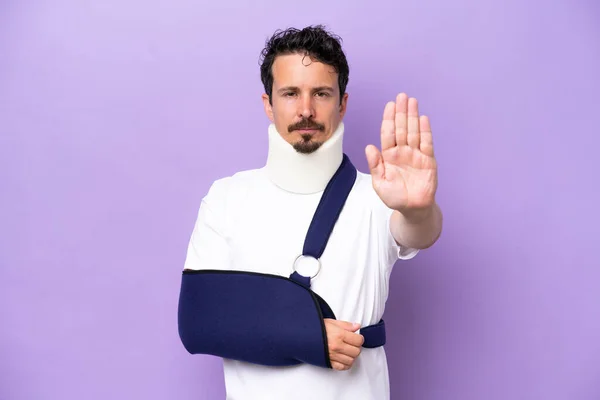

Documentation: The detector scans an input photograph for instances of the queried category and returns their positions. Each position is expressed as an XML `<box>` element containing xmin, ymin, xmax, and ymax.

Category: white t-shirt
<box><xmin>183</xmin><ymin>166</ymin><xmax>418</xmax><ymax>400</ymax></box>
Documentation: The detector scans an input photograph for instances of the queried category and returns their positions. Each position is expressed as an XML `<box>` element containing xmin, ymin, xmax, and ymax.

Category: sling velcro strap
<box><xmin>360</xmin><ymin>319</ymin><xmax>386</xmax><ymax>348</ymax></box>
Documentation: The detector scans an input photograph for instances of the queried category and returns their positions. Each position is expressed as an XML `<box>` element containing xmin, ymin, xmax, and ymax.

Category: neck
<box><xmin>265</xmin><ymin>122</ymin><xmax>344</xmax><ymax>194</ymax></box>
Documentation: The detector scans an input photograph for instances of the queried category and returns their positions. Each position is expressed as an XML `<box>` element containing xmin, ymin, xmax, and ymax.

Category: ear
<box><xmin>339</xmin><ymin>92</ymin><xmax>349</xmax><ymax>119</ymax></box>
<box><xmin>262</xmin><ymin>93</ymin><xmax>274</xmax><ymax>122</ymax></box>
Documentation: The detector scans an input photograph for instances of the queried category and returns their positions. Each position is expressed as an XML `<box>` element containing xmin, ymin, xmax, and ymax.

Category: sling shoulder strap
<box><xmin>304</xmin><ymin>153</ymin><xmax>357</xmax><ymax>259</ymax></box>
<box><xmin>289</xmin><ymin>153</ymin><xmax>386</xmax><ymax>349</ymax></box>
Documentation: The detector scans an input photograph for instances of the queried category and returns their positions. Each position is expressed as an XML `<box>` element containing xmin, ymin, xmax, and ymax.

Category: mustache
<box><xmin>288</xmin><ymin>119</ymin><xmax>325</xmax><ymax>132</ymax></box>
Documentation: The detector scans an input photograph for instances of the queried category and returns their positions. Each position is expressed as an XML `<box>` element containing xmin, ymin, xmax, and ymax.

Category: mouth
<box><xmin>292</xmin><ymin>126</ymin><xmax>323</xmax><ymax>134</ymax></box>
<box><xmin>288</xmin><ymin>120</ymin><xmax>325</xmax><ymax>133</ymax></box>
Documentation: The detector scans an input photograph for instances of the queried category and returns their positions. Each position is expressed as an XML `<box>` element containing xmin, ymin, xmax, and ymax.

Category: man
<box><xmin>181</xmin><ymin>25</ymin><xmax>443</xmax><ymax>400</ymax></box>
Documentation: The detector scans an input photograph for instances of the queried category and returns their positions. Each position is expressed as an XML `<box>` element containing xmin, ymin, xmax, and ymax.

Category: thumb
<box><xmin>365</xmin><ymin>145</ymin><xmax>384</xmax><ymax>182</ymax></box>
<box><xmin>331</xmin><ymin>320</ymin><xmax>361</xmax><ymax>332</ymax></box>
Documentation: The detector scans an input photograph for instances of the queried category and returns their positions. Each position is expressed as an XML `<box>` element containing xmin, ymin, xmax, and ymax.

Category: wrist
<box><xmin>397</xmin><ymin>203</ymin><xmax>437</xmax><ymax>224</ymax></box>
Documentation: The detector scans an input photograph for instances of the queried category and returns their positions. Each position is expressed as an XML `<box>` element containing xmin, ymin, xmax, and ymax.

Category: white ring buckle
<box><xmin>292</xmin><ymin>254</ymin><xmax>322</xmax><ymax>279</ymax></box>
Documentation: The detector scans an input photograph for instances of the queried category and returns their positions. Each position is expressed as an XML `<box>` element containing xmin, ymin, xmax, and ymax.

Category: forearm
<box><xmin>390</xmin><ymin>202</ymin><xmax>443</xmax><ymax>250</ymax></box>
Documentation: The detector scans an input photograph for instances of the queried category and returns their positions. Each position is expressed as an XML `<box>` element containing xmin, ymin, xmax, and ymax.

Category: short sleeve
<box><xmin>183</xmin><ymin>178</ymin><xmax>232</xmax><ymax>271</ymax></box>
<box><xmin>373</xmin><ymin>193</ymin><xmax>419</xmax><ymax>269</ymax></box>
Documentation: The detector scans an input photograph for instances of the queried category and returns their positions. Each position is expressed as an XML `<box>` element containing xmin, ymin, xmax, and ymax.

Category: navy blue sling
<box><xmin>177</xmin><ymin>154</ymin><xmax>386</xmax><ymax>369</ymax></box>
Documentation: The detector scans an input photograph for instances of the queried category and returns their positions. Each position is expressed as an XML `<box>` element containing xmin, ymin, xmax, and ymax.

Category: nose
<box><xmin>297</xmin><ymin>94</ymin><xmax>315</xmax><ymax>119</ymax></box>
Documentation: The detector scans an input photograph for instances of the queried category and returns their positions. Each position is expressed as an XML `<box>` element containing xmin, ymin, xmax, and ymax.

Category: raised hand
<box><xmin>365</xmin><ymin>93</ymin><xmax>438</xmax><ymax>216</ymax></box>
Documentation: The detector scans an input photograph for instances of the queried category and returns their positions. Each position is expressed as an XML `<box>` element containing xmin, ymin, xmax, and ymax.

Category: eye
<box><xmin>315</xmin><ymin>92</ymin><xmax>330</xmax><ymax>97</ymax></box>
<box><xmin>283</xmin><ymin>92</ymin><xmax>296</xmax><ymax>97</ymax></box>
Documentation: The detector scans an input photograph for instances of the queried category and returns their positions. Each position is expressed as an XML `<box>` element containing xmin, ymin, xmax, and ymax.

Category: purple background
<box><xmin>1</xmin><ymin>0</ymin><xmax>599</xmax><ymax>399</ymax></box>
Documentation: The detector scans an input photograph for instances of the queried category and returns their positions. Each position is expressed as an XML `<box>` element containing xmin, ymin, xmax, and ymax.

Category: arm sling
<box><xmin>177</xmin><ymin>154</ymin><xmax>386</xmax><ymax>369</ymax></box>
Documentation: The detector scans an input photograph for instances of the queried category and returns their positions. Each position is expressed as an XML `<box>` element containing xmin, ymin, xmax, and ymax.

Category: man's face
<box><xmin>262</xmin><ymin>53</ymin><xmax>348</xmax><ymax>154</ymax></box>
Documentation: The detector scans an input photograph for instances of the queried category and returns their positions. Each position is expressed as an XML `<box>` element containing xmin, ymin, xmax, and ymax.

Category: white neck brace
<box><xmin>265</xmin><ymin>122</ymin><xmax>344</xmax><ymax>194</ymax></box>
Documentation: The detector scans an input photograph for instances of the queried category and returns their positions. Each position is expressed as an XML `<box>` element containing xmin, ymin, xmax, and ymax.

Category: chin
<box><xmin>293</xmin><ymin>143</ymin><xmax>322</xmax><ymax>154</ymax></box>
<box><xmin>293</xmin><ymin>138</ymin><xmax>323</xmax><ymax>154</ymax></box>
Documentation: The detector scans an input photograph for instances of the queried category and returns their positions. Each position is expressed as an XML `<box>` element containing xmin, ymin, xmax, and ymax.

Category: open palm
<box><xmin>365</xmin><ymin>93</ymin><xmax>438</xmax><ymax>214</ymax></box>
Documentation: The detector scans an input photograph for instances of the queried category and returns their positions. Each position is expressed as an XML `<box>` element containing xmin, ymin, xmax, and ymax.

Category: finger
<box><xmin>343</xmin><ymin>332</ymin><xmax>365</xmax><ymax>348</ymax></box>
<box><xmin>407</xmin><ymin>97</ymin><xmax>420</xmax><ymax>149</ymax></box>
<box><xmin>328</xmin><ymin>319</ymin><xmax>361</xmax><ymax>332</ymax></box>
<box><xmin>365</xmin><ymin>145</ymin><xmax>384</xmax><ymax>181</ymax></box>
<box><xmin>395</xmin><ymin>93</ymin><xmax>408</xmax><ymax>146</ymax></box>
<box><xmin>329</xmin><ymin>335</ymin><xmax>358</xmax><ymax>358</ymax></box>
<box><xmin>331</xmin><ymin>361</ymin><xmax>349</xmax><ymax>371</ymax></box>
<box><xmin>338</xmin><ymin>341</ymin><xmax>362</xmax><ymax>359</ymax></box>
<box><xmin>380</xmin><ymin>101</ymin><xmax>396</xmax><ymax>150</ymax></box>
<box><xmin>419</xmin><ymin>115</ymin><xmax>434</xmax><ymax>157</ymax></box>
<box><xmin>330</xmin><ymin>352</ymin><xmax>356</xmax><ymax>367</ymax></box>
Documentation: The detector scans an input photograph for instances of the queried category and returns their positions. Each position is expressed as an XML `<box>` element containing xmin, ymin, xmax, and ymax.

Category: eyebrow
<box><xmin>277</xmin><ymin>86</ymin><xmax>335</xmax><ymax>94</ymax></box>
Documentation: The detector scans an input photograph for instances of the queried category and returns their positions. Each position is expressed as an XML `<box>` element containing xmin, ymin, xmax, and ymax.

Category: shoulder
<box><xmin>352</xmin><ymin>170</ymin><xmax>386</xmax><ymax>209</ymax></box>
<box><xmin>204</xmin><ymin>167</ymin><xmax>264</xmax><ymax>202</ymax></box>
<box><xmin>348</xmin><ymin>170</ymin><xmax>392</xmax><ymax>229</ymax></box>
<box><xmin>355</xmin><ymin>170</ymin><xmax>375</xmax><ymax>189</ymax></box>
<box><xmin>194</xmin><ymin>167</ymin><xmax>264</xmax><ymax>233</ymax></box>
